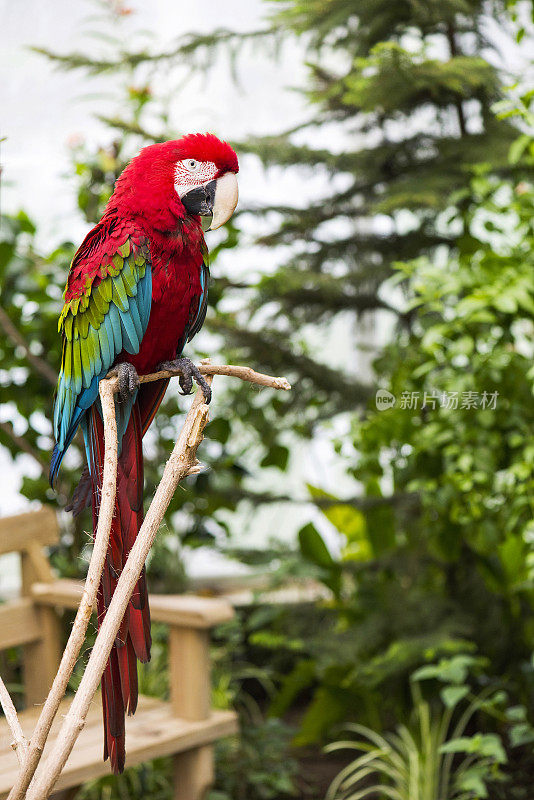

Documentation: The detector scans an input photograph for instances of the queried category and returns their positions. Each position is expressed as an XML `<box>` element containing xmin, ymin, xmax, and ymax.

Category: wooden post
<box><xmin>169</xmin><ymin>626</ymin><xmax>214</xmax><ymax>800</ymax></box>
<box><xmin>20</xmin><ymin>543</ymin><xmax>62</xmax><ymax>707</ymax></box>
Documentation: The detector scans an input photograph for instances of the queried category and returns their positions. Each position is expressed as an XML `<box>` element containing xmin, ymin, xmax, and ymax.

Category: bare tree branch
<box><xmin>33</xmin><ymin>28</ymin><xmax>274</xmax><ymax>74</ymax></box>
<box><xmin>200</xmin><ymin>486</ymin><xmax>419</xmax><ymax>510</ymax></box>
<box><xmin>0</xmin><ymin>421</ymin><xmax>49</xmax><ymax>473</ymax></box>
<box><xmin>0</xmin><ymin>307</ymin><xmax>57</xmax><ymax>387</ymax></box>
<box><xmin>0</xmin><ymin>675</ymin><xmax>27</xmax><ymax>766</ymax></box>
<box><xmin>134</xmin><ymin>362</ymin><xmax>291</xmax><ymax>392</ymax></box>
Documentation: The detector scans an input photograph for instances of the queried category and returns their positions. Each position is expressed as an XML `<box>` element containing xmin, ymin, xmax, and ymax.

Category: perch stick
<box><xmin>13</xmin><ymin>362</ymin><xmax>290</xmax><ymax>799</ymax></box>
<box><xmin>0</xmin><ymin>675</ymin><xmax>27</xmax><ymax>766</ymax></box>
<box><xmin>106</xmin><ymin>362</ymin><xmax>291</xmax><ymax>393</ymax></box>
<box><xmin>8</xmin><ymin>379</ymin><xmax>119</xmax><ymax>800</ymax></box>
<box><xmin>26</xmin><ymin>378</ymin><xmax>213</xmax><ymax>799</ymax></box>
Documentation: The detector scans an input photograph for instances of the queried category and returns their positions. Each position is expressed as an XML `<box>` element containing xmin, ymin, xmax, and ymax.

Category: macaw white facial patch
<box><xmin>174</xmin><ymin>159</ymin><xmax>218</xmax><ymax>198</ymax></box>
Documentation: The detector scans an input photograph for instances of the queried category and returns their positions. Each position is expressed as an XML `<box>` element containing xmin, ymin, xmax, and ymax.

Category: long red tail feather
<box><xmin>88</xmin><ymin>383</ymin><xmax>168</xmax><ymax>773</ymax></box>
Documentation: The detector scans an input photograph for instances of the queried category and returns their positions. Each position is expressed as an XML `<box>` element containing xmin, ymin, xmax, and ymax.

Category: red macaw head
<box><xmin>108</xmin><ymin>133</ymin><xmax>239</xmax><ymax>232</ymax></box>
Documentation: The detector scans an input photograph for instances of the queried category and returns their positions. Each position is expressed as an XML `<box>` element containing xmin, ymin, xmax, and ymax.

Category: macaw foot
<box><xmin>116</xmin><ymin>362</ymin><xmax>140</xmax><ymax>403</ymax></box>
<box><xmin>157</xmin><ymin>357</ymin><xmax>212</xmax><ymax>404</ymax></box>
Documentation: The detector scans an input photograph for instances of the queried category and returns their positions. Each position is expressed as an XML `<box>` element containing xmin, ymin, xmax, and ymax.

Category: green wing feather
<box><xmin>51</xmin><ymin>236</ymin><xmax>152</xmax><ymax>483</ymax></box>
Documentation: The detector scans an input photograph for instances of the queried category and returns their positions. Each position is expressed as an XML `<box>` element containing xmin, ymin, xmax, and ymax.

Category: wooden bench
<box><xmin>0</xmin><ymin>508</ymin><xmax>238</xmax><ymax>799</ymax></box>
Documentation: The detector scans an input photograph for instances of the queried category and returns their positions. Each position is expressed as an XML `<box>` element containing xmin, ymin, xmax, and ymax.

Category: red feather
<box><xmin>89</xmin><ymin>401</ymin><xmax>151</xmax><ymax>773</ymax></box>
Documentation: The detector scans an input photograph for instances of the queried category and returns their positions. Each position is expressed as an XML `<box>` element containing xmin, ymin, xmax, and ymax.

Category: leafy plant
<box><xmin>76</xmin><ymin>758</ymin><xmax>172</xmax><ymax>800</ymax></box>
<box><xmin>210</xmin><ymin>718</ymin><xmax>299</xmax><ymax>800</ymax></box>
<box><xmin>326</xmin><ymin>688</ymin><xmax>506</xmax><ymax>800</ymax></box>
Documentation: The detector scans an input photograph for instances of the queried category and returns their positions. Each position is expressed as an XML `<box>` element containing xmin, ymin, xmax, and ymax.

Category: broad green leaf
<box><xmin>440</xmin><ymin>685</ymin><xmax>469</xmax><ymax>708</ymax></box>
<box><xmin>298</xmin><ymin>523</ymin><xmax>335</xmax><ymax>568</ymax></box>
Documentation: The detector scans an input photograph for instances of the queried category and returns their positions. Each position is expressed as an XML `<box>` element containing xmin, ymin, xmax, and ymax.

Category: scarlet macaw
<box><xmin>50</xmin><ymin>134</ymin><xmax>239</xmax><ymax>773</ymax></box>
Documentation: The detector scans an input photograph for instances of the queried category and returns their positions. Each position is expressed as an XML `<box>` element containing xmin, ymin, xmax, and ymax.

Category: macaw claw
<box><xmin>157</xmin><ymin>357</ymin><xmax>212</xmax><ymax>404</ymax></box>
<box><xmin>117</xmin><ymin>362</ymin><xmax>140</xmax><ymax>403</ymax></box>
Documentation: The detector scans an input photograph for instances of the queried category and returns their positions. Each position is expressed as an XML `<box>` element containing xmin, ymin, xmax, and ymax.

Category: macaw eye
<box><xmin>182</xmin><ymin>158</ymin><xmax>200</xmax><ymax>173</ymax></box>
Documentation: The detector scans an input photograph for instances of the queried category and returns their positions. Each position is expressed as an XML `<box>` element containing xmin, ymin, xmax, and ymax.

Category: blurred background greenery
<box><xmin>3</xmin><ymin>0</ymin><xmax>534</xmax><ymax>797</ymax></box>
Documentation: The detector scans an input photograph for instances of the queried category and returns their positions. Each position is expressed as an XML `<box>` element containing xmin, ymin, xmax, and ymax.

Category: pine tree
<box><xmin>230</xmin><ymin>0</ymin><xmax>518</xmax><ymax>391</ymax></box>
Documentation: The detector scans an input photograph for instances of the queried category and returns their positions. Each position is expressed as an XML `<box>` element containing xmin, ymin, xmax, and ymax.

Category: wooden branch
<box><xmin>0</xmin><ymin>307</ymin><xmax>57</xmax><ymax>387</ymax></box>
<box><xmin>7</xmin><ymin>379</ymin><xmax>119</xmax><ymax>800</ymax></box>
<box><xmin>199</xmin><ymin>486</ymin><xmax>420</xmax><ymax>510</ymax></box>
<box><xmin>27</xmin><ymin>379</ymin><xmax>213</xmax><ymax>798</ymax></box>
<box><xmin>0</xmin><ymin>420</ymin><xmax>49</xmax><ymax>474</ymax></box>
<box><xmin>8</xmin><ymin>361</ymin><xmax>290</xmax><ymax>799</ymax></box>
<box><xmin>0</xmin><ymin>675</ymin><xmax>27</xmax><ymax>766</ymax></box>
<box><xmin>106</xmin><ymin>362</ymin><xmax>291</xmax><ymax>393</ymax></box>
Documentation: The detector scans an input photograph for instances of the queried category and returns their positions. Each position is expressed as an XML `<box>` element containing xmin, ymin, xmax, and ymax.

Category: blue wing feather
<box><xmin>128</xmin><ymin>296</ymin><xmax>144</xmax><ymax>341</ymax></box>
<box><xmin>107</xmin><ymin>303</ymin><xmax>123</xmax><ymax>352</ymax></box>
<box><xmin>138</xmin><ymin>271</ymin><xmax>152</xmax><ymax>329</ymax></box>
<box><xmin>50</xmin><ymin>236</ymin><xmax>152</xmax><ymax>485</ymax></box>
<box><xmin>119</xmin><ymin>304</ymin><xmax>140</xmax><ymax>354</ymax></box>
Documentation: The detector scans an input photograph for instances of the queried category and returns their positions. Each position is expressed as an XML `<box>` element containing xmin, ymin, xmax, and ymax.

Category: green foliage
<box><xmin>75</xmin><ymin>719</ymin><xmax>300</xmax><ymax>800</ymax></box>
<box><xmin>210</xmin><ymin>718</ymin><xmax>299</xmax><ymax>800</ymax></box>
<box><xmin>274</xmin><ymin>162</ymin><xmax>534</xmax><ymax>754</ymax></box>
<box><xmin>326</xmin><ymin>688</ymin><xmax>506</xmax><ymax>800</ymax></box>
<box><xmin>354</xmin><ymin>169</ymin><xmax>534</xmax><ymax>626</ymax></box>
<box><xmin>76</xmin><ymin>757</ymin><xmax>172</xmax><ymax>800</ymax></box>
<box><xmin>0</xmin><ymin>209</ymin><xmax>83</xmax><ymax>548</ymax></box>
<box><xmin>326</xmin><ymin>657</ymin><xmax>514</xmax><ymax>800</ymax></box>
<box><xmin>298</xmin><ymin>522</ymin><xmax>341</xmax><ymax>597</ymax></box>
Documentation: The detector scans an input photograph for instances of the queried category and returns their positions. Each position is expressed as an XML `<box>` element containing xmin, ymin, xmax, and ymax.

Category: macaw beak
<box><xmin>208</xmin><ymin>172</ymin><xmax>239</xmax><ymax>230</ymax></box>
<box><xmin>180</xmin><ymin>172</ymin><xmax>238</xmax><ymax>230</ymax></box>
